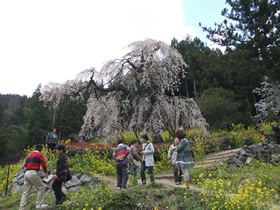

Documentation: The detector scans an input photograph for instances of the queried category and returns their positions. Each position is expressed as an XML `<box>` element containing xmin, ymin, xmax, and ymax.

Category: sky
<box><xmin>0</xmin><ymin>0</ymin><xmax>229</xmax><ymax>97</ymax></box>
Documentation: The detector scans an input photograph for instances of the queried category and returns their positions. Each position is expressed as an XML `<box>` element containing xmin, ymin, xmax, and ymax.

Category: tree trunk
<box><xmin>151</xmin><ymin>133</ymin><xmax>163</xmax><ymax>143</ymax></box>
<box><xmin>253</xmin><ymin>93</ymin><xmax>259</xmax><ymax>115</ymax></box>
<box><xmin>186</xmin><ymin>79</ymin><xmax>189</xmax><ymax>98</ymax></box>
<box><xmin>193</xmin><ymin>80</ymin><xmax>197</xmax><ymax>99</ymax></box>
<box><xmin>270</xmin><ymin>79</ymin><xmax>280</xmax><ymax>107</ymax></box>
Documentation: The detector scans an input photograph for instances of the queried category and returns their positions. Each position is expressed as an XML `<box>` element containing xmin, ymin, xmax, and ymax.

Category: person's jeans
<box><xmin>128</xmin><ymin>164</ymin><xmax>137</xmax><ymax>175</ymax></box>
<box><xmin>116</xmin><ymin>164</ymin><xmax>128</xmax><ymax>189</ymax></box>
<box><xmin>172</xmin><ymin>165</ymin><xmax>183</xmax><ymax>183</ymax></box>
<box><xmin>52</xmin><ymin>179</ymin><xmax>66</xmax><ymax>204</ymax></box>
<box><xmin>140</xmin><ymin>161</ymin><xmax>154</xmax><ymax>184</ymax></box>
<box><xmin>181</xmin><ymin>167</ymin><xmax>190</xmax><ymax>181</ymax></box>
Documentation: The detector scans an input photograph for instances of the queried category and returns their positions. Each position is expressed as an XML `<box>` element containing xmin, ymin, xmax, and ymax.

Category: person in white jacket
<box><xmin>168</xmin><ymin>137</ymin><xmax>183</xmax><ymax>185</ymax></box>
<box><xmin>140</xmin><ymin>134</ymin><xmax>155</xmax><ymax>185</ymax></box>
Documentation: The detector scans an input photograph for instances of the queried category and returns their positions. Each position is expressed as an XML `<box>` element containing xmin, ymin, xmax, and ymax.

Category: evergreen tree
<box><xmin>28</xmin><ymin>84</ymin><xmax>52</xmax><ymax>145</ymax></box>
<box><xmin>200</xmin><ymin>0</ymin><xmax>280</xmax><ymax>105</ymax></box>
<box><xmin>196</xmin><ymin>87</ymin><xmax>250</xmax><ymax>129</ymax></box>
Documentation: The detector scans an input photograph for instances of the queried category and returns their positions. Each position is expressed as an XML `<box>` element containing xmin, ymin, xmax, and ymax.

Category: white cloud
<box><xmin>0</xmin><ymin>0</ymin><xmax>196</xmax><ymax>96</ymax></box>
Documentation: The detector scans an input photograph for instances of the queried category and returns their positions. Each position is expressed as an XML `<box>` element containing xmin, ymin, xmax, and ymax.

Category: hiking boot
<box><xmin>56</xmin><ymin>197</ymin><xmax>68</xmax><ymax>205</ymax></box>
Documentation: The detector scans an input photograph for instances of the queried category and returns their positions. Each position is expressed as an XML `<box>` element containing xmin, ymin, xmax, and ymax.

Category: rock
<box><xmin>11</xmin><ymin>176</ymin><xmax>19</xmax><ymax>184</ymax></box>
<box><xmin>239</xmin><ymin>148</ymin><xmax>246</xmax><ymax>155</ymax></box>
<box><xmin>270</xmin><ymin>156</ymin><xmax>276</xmax><ymax>164</ymax></box>
<box><xmin>62</xmin><ymin>186</ymin><xmax>67</xmax><ymax>192</ymax></box>
<box><xmin>268</xmin><ymin>144</ymin><xmax>275</xmax><ymax>149</ymax></box>
<box><xmin>68</xmin><ymin>133</ymin><xmax>79</xmax><ymax>143</ymax></box>
<box><xmin>64</xmin><ymin>175</ymin><xmax>81</xmax><ymax>189</ymax></box>
<box><xmin>74</xmin><ymin>173</ymin><xmax>83</xmax><ymax>178</ymax></box>
<box><xmin>80</xmin><ymin>174</ymin><xmax>91</xmax><ymax>184</ymax></box>
<box><xmin>15</xmin><ymin>168</ymin><xmax>25</xmax><ymax>177</ymax></box>
<box><xmin>245</xmin><ymin>157</ymin><xmax>253</xmax><ymax>165</ymax></box>
<box><xmin>246</xmin><ymin>153</ymin><xmax>254</xmax><ymax>158</ymax></box>
<box><xmin>43</xmin><ymin>174</ymin><xmax>53</xmax><ymax>183</ymax></box>
<box><xmin>251</xmin><ymin>145</ymin><xmax>259</xmax><ymax>154</ymax></box>
<box><xmin>233</xmin><ymin>157</ymin><xmax>243</xmax><ymax>167</ymax></box>
<box><xmin>68</xmin><ymin>186</ymin><xmax>81</xmax><ymax>192</ymax></box>
<box><xmin>87</xmin><ymin>183</ymin><xmax>100</xmax><ymax>190</ymax></box>
<box><xmin>218</xmin><ymin>161</ymin><xmax>224</xmax><ymax>166</ymax></box>
<box><xmin>43</xmin><ymin>183</ymin><xmax>50</xmax><ymax>190</ymax></box>
<box><xmin>37</xmin><ymin>171</ymin><xmax>46</xmax><ymax>179</ymax></box>
<box><xmin>14</xmin><ymin>185</ymin><xmax>23</xmax><ymax>193</ymax></box>
<box><xmin>238</xmin><ymin>154</ymin><xmax>247</xmax><ymax>163</ymax></box>
<box><xmin>17</xmin><ymin>178</ymin><xmax>24</xmax><ymax>186</ymax></box>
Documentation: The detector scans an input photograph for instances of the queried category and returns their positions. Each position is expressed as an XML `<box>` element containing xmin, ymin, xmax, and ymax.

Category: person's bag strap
<box><xmin>144</xmin><ymin>142</ymin><xmax>150</xmax><ymax>151</ymax></box>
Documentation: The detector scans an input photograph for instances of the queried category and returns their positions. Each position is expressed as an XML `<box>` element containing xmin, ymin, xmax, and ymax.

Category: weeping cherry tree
<box><xmin>40</xmin><ymin>39</ymin><xmax>208</xmax><ymax>143</ymax></box>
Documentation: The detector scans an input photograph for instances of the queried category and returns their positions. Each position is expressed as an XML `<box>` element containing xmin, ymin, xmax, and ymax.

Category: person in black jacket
<box><xmin>45</xmin><ymin>127</ymin><xmax>58</xmax><ymax>151</ymax></box>
<box><xmin>272</xmin><ymin>123</ymin><xmax>280</xmax><ymax>145</ymax></box>
<box><xmin>52</xmin><ymin>144</ymin><xmax>69</xmax><ymax>206</ymax></box>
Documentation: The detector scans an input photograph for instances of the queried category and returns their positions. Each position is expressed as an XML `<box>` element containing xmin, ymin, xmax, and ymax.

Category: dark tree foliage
<box><xmin>54</xmin><ymin>100</ymin><xmax>87</xmax><ymax>140</ymax></box>
<box><xmin>200</xmin><ymin>0</ymin><xmax>280</xmax><ymax>80</ymax></box>
<box><xmin>196</xmin><ymin>87</ymin><xmax>251</xmax><ymax>129</ymax></box>
<box><xmin>28</xmin><ymin>85</ymin><xmax>52</xmax><ymax>145</ymax></box>
<box><xmin>171</xmin><ymin>36</ymin><xmax>230</xmax><ymax>98</ymax></box>
<box><xmin>171</xmin><ymin>35</ymin><xmax>263</xmax><ymax>115</ymax></box>
<box><xmin>0</xmin><ymin>97</ymin><xmax>8</xmax><ymax>130</ymax></box>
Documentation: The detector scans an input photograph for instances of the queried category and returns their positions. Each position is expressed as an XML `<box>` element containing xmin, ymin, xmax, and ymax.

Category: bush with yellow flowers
<box><xmin>190</xmin><ymin>159</ymin><xmax>280</xmax><ymax>209</ymax></box>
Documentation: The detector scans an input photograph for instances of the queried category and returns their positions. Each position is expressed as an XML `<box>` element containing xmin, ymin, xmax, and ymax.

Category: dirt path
<box><xmin>101</xmin><ymin>148</ymin><xmax>240</xmax><ymax>188</ymax></box>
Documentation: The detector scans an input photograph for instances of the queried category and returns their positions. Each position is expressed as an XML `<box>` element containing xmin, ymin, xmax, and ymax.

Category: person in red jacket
<box><xmin>19</xmin><ymin>144</ymin><xmax>49</xmax><ymax>210</ymax></box>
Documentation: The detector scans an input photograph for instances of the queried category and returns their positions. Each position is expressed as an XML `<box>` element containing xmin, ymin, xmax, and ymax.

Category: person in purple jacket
<box><xmin>113</xmin><ymin>139</ymin><xmax>130</xmax><ymax>189</ymax></box>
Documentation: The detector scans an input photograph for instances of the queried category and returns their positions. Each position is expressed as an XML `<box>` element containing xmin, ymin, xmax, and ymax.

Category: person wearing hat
<box><xmin>45</xmin><ymin>127</ymin><xmax>58</xmax><ymax>151</ymax></box>
<box><xmin>52</xmin><ymin>144</ymin><xmax>69</xmax><ymax>205</ymax></box>
<box><xmin>19</xmin><ymin>144</ymin><xmax>48</xmax><ymax>210</ymax></box>
<box><xmin>272</xmin><ymin>123</ymin><xmax>280</xmax><ymax>144</ymax></box>
<box><xmin>139</xmin><ymin>134</ymin><xmax>155</xmax><ymax>185</ymax></box>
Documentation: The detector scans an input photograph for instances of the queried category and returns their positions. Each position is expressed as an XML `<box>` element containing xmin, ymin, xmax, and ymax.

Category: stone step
<box><xmin>206</xmin><ymin>149</ymin><xmax>239</xmax><ymax>158</ymax></box>
<box><xmin>195</xmin><ymin>159</ymin><xmax>219</xmax><ymax>165</ymax></box>
<box><xmin>204</xmin><ymin>154</ymin><xmax>233</xmax><ymax>161</ymax></box>
<box><xmin>155</xmin><ymin>149</ymin><xmax>240</xmax><ymax>180</ymax></box>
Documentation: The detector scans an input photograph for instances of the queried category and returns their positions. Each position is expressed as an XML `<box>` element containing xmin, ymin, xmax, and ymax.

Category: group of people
<box><xmin>19</xmin><ymin>127</ymin><xmax>194</xmax><ymax>209</ymax></box>
<box><xmin>19</xmin><ymin>128</ymin><xmax>69</xmax><ymax>210</ymax></box>
<box><xmin>113</xmin><ymin>129</ymin><xmax>194</xmax><ymax>189</ymax></box>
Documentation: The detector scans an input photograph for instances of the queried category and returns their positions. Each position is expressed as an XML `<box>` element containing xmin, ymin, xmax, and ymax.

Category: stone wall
<box><xmin>5</xmin><ymin>161</ymin><xmax>100</xmax><ymax>196</ymax></box>
<box><xmin>220</xmin><ymin>142</ymin><xmax>280</xmax><ymax>170</ymax></box>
